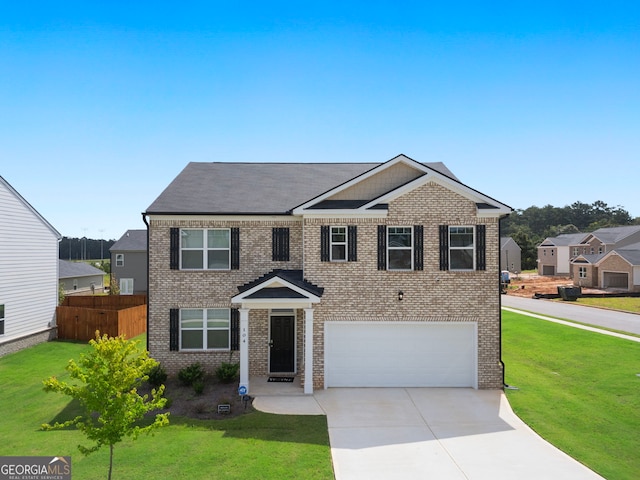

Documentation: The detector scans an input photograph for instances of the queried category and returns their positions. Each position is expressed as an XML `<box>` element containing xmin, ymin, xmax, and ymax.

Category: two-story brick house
<box><xmin>144</xmin><ymin>155</ymin><xmax>512</xmax><ymax>394</ymax></box>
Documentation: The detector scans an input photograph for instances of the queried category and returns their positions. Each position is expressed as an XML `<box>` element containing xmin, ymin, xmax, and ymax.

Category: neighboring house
<box><xmin>595</xmin><ymin>243</ymin><xmax>640</xmax><ymax>292</ymax></box>
<box><xmin>144</xmin><ymin>154</ymin><xmax>512</xmax><ymax>394</ymax></box>
<box><xmin>572</xmin><ymin>242</ymin><xmax>640</xmax><ymax>292</ymax></box>
<box><xmin>110</xmin><ymin>229</ymin><xmax>148</xmax><ymax>295</ymax></box>
<box><xmin>571</xmin><ymin>225</ymin><xmax>640</xmax><ymax>257</ymax></box>
<box><xmin>0</xmin><ymin>176</ymin><xmax>61</xmax><ymax>356</ymax></box>
<box><xmin>59</xmin><ymin>260</ymin><xmax>105</xmax><ymax>295</ymax></box>
<box><xmin>537</xmin><ymin>233</ymin><xmax>586</xmax><ymax>276</ymax></box>
<box><xmin>568</xmin><ymin>226</ymin><xmax>640</xmax><ymax>291</ymax></box>
<box><xmin>500</xmin><ymin>237</ymin><xmax>521</xmax><ymax>273</ymax></box>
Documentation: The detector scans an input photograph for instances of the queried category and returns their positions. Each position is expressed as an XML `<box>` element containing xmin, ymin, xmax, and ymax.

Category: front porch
<box><xmin>248</xmin><ymin>376</ymin><xmax>305</xmax><ymax>396</ymax></box>
<box><xmin>231</xmin><ymin>269</ymin><xmax>324</xmax><ymax>396</ymax></box>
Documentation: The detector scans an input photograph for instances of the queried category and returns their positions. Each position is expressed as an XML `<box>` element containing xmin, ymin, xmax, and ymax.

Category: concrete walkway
<box><xmin>254</xmin><ymin>388</ymin><xmax>603</xmax><ymax>480</ymax></box>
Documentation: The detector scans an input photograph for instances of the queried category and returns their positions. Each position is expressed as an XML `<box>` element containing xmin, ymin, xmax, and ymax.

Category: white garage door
<box><xmin>325</xmin><ymin>322</ymin><xmax>476</xmax><ymax>388</ymax></box>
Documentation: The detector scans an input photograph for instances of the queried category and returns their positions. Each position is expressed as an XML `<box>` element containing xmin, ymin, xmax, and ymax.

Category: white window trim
<box><xmin>179</xmin><ymin>308</ymin><xmax>231</xmax><ymax>351</ymax></box>
<box><xmin>449</xmin><ymin>226</ymin><xmax>476</xmax><ymax>271</ymax></box>
<box><xmin>180</xmin><ymin>228</ymin><xmax>231</xmax><ymax>271</ymax></box>
<box><xmin>330</xmin><ymin>226</ymin><xmax>347</xmax><ymax>262</ymax></box>
<box><xmin>120</xmin><ymin>278</ymin><xmax>134</xmax><ymax>295</ymax></box>
<box><xmin>579</xmin><ymin>267</ymin><xmax>587</xmax><ymax>278</ymax></box>
<box><xmin>115</xmin><ymin>253</ymin><xmax>124</xmax><ymax>267</ymax></box>
<box><xmin>387</xmin><ymin>226</ymin><xmax>413</xmax><ymax>271</ymax></box>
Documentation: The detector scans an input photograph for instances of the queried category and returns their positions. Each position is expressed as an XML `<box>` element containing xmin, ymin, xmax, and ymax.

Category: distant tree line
<box><xmin>60</xmin><ymin>237</ymin><xmax>116</xmax><ymax>261</ymax></box>
<box><xmin>502</xmin><ymin>201</ymin><xmax>639</xmax><ymax>270</ymax></box>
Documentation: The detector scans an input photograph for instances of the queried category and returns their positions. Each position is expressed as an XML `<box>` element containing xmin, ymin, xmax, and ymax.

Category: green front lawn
<box><xmin>503</xmin><ymin>310</ymin><xmax>640</xmax><ymax>480</ymax></box>
<box><xmin>571</xmin><ymin>296</ymin><xmax>640</xmax><ymax>314</ymax></box>
<box><xmin>0</xmin><ymin>340</ymin><xmax>332</xmax><ymax>480</ymax></box>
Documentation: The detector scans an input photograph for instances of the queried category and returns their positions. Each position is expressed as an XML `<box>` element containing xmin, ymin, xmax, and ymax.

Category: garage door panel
<box><xmin>325</xmin><ymin>322</ymin><xmax>476</xmax><ymax>388</ymax></box>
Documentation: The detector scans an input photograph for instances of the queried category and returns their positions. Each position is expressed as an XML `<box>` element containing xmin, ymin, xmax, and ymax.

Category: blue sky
<box><xmin>1</xmin><ymin>2</ymin><xmax>638</xmax><ymax>240</ymax></box>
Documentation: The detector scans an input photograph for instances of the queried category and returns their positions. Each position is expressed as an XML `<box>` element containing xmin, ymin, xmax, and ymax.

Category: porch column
<box><xmin>304</xmin><ymin>308</ymin><xmax>314</xmax><ymax>394</ymax></box>
<box><xmin>239</xmin><ymin>308</ymin><xmax>250</xmax><ymax>395</ymax></box>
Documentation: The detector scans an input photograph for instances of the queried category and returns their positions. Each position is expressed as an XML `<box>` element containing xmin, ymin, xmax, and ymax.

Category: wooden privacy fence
<box><xmin>56</xmin><ymin>295</ymin><xmax>147</xmax><ymax>341</ymax></box>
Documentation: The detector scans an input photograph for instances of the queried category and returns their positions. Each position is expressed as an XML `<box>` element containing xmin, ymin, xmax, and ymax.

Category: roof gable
<box><xmin>597</xmin><ymin>242</ymin><xmax>640</xmax><ymax>267</ymax></box>
<box><xmin>1</xmin><ymin>176</ymin><xmax>61</xmax><ymax>239</ymax></box>
<box><xmin>293</xmin><ymin>154</ymin><xmax>511</xmax><ymax>216</ymax></box>
<box><xmin>110</xmin><ymin>229</ymin><xmax>147</xmax><ymax>251</ymax></box>
<box><xmin>232</xmin><ymin>270</ymin><xmax>323</xmax><ymax>308</ymax></box>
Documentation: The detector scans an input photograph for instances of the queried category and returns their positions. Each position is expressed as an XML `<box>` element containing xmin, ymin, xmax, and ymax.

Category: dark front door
<box><xmin>269</xmin><ymin>315</ymin><xmax>295</xmax><ymax>373</ymax></box>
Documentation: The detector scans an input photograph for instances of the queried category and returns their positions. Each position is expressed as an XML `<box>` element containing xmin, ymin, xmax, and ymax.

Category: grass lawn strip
<box><xmin>502</xmin><ymin>306</ymin><xmax>640</xmax><ymax>342</ymax></box>
<box><xmin>503</xmin><ymin>310</ymin><xmax>640</xmax><ymax>480</ymax></box>
<box><xmin>0</xmin><ymin>340</ymin><xmax>333</xmax><ymax>480</ymax></box>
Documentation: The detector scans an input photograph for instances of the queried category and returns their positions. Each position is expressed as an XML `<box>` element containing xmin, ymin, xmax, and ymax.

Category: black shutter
<box><xmin>272</xmin><ymin>228</ymin><xmax>290</xmax><ymax>261</ymax></box>
<box><xmin>320</xmin><ymin>226</ymin><xmax>330</xmax><ymax>262</ymax></box>
<box><xmin>230</xmin><ymin>308</ymin><xmax>239</xmax><ymax>351</ymax></box>
<box><xmin>377</xmin><ymin>225</ymin><xmax>387</xmax><ymax>270</ymax></box>
<box><xmin>414</xmin><ymin>225</ymin><xmax>424</xmax><ymax>271</ymax></box>
<box><xmin>439</xmin><ymin>225</ymin><xmax>449</xmax><ymax>271</ymax></box>
<box><xmin>347</xmin><ymin>225</ymin><xmax>357</xmax><ymax>262</ymax></box>
<box><xmin>170</xmin><ymin>228</ymin><xmax>180</xmax><ymax>270</ymax></box>
<box><xmin>169</xmin><ymin>308</ymin><xmax>179</xmax><ymax>351</ymax></box>
<box><xmin>231</xmin><ymin>227</ymin><xmax>240</xmax><ymax>270</ymax></box>
<box><xmin>476</xmin><ymin>224</ymin><xmax>486</xmax><ymax>271</ymax></box>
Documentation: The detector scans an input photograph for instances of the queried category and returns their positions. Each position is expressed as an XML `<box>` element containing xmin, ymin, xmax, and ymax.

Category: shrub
<box><xmin>178</xmin><ymin>363</ymin><xmax>205</xmax><ymax>387</ymax></box>
<box><xmin>148</xmin><ymin>364</ymin><xmax>168</xmax><ymax>387</ymax></box>
<box><xmin>215</xmin><ymin>362</ymin><xmax>240</xmax><ymax>383</ymax></box>
<box><xmin>193</xmin><ymin>380</ymin><xmax>205</xmax><ymax>395</ymax></box>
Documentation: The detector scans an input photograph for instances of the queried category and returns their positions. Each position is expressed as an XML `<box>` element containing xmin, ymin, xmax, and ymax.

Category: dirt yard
<box><xmin>506</xmin><ymin>273</ymin><xmax>576</xmax><ymax>297</ymax></box>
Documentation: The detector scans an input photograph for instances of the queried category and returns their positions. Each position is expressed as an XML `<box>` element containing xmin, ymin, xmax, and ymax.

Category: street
<box><xmin>501</xmin><ymin>295</ymin><xmax>640</xmax><ymax>335</ymax></box>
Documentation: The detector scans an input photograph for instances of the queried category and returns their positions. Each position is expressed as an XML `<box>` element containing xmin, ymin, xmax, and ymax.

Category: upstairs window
<box><xmin>115</xmin><ymin>253</ymin><xmax>124</xmax><ymax>267</ymax></box>
<box><xmin>439</xmin><ymin>225</ymin><xmax>485</xmax><ymax>271</ymax></box>
<box><xmin>449</xmin><ymin>226</ymin><xmax>475</xmax><ymax>270</ymax></box>
<box><xmin>180</xmin><ymin>229</ymin><xmax>230</xmax><ymax>270</ymax></box>
<box><xmin>330</xmin><ymin>227</ymin><xmax>347</xmax><ymax>261</ymax></box>
<box><xmin>321</xmin><ymin>226</ymin><xmax>358</xmax><ymax>262</ymax></box>
<box><xmin>272</xmin><ymin>228</ymin><xmax>290</xmax><ymax>261</ymax></box>
<box><xmin>388</xmin><ymin>227</ymin><xmax>413</xmax><ymax>270</ymax></box>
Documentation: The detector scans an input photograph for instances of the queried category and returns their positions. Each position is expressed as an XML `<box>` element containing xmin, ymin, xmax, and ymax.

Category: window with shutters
<box><xmin>180</xmin><ymin>308</ymin><xmax>230</xmax><ymax>350</ymax></box>
<box><xmin>180</xmin><ymin>228</ymin><xmax>231</xmax><ymax>270</ymax></box>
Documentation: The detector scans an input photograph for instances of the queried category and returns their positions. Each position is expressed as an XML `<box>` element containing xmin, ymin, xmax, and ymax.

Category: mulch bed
<box><xmin>145</xmin><ymin>377</ymin><xmax>253</xmax><ymax>420</ymax></box>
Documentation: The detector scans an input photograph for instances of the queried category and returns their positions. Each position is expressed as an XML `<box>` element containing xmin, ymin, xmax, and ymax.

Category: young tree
<box><xmin>42</xmin><ymin>333</ymin><xmax>169</xmax><ymax>480</ymax></box>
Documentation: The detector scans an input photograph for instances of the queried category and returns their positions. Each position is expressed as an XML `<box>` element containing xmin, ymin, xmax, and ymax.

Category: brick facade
<box><xmin>148</xmin><ymin>181</ymin><xmax>504</xmax><ymax>389</ymax></box>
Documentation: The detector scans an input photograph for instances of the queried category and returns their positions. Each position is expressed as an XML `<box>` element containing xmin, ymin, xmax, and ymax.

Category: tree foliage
<box><xmin>42</xmin><ymin>333</ymin><xmax>169</xmax><ymax>479</ymax></box>
<box><xmin>502</xmin><ymin>201</ymin><xmax>637</xmax><ymax>270</ymax></box>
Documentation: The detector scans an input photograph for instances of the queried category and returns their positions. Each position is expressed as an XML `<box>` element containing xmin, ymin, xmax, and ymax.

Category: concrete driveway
<box><xmin>254</xmin><ymin>388</ymin><xmax>603</xmax><ymax>480</ymax></box>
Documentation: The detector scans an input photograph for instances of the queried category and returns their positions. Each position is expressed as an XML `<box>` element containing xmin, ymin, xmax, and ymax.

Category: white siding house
<box><xmin>0</xmin><ymin>176</ymin><xmax>61</xmax><ymax>356</ymax></box>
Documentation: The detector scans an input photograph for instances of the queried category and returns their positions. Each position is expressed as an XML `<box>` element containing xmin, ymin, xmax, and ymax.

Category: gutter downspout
<box><xmin>499</xmin><ymin>214</ymin><xmax>508</xmax><ymax>390</ymax></box>
<box><xmin>142</xmin><ymin>212</ymin><xmax>150</xmax><ymax>352</ymax></box>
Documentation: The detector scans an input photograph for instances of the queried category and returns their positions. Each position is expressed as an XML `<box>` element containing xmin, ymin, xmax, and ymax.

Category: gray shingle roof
<box><xmin>110</xmin><ymin>229</ymin><xmax>147</xmax><ymax>251</ymax></box>
<box><xmin>145</xmin><ymin>160</ymin><xmax>459</xmax><ymax>215</ymax></box>
<box><xmin>59</xmin><ymin>260</ymin><xmax>104</xmax><ymax>279</ymax></box>
<box><xmin>541</xmin><ymin>233</ymin><xmax>586</xmax><ymax>247</ymax></box>
<box><xmin>612</xmin><ymin>242</ymin><xmax>640</xmax><ymax>266</ymax></box>
<box><xmin>588</xmin><ymin>225</ymin><xmax>640</xmax><ymax>245</ymax></box>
